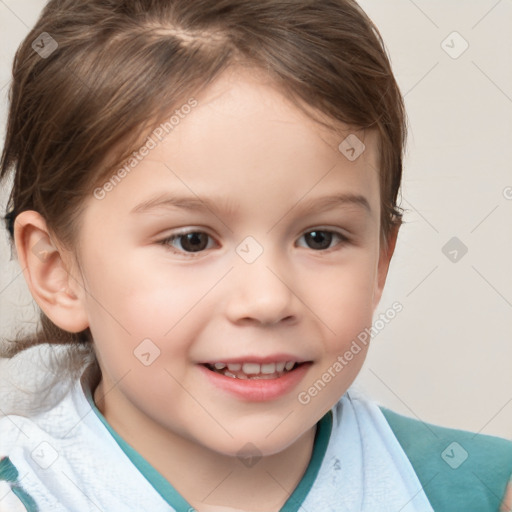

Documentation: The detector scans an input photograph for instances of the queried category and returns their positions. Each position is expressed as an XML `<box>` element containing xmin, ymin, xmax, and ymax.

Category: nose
<box><xmin>224</xmin><ymin>252</ymin><xmax>298</xmax><ymax>326</ymax></box>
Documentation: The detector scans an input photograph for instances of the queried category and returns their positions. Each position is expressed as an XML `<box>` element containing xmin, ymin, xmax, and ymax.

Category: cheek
<box><xmin>81</xmin><ymin>246</ymin><xmax>186</xmax><ymax>328</ymax></box>
<box><xmin>298</xmin><ymin>262</ymin><xmax>376</xmax><ymax>412</ymax></box>
<box><xmin>80</xmin><ymin>251</ymin><xmax>220</xmax><ymax>369</ymax></box>
<box><xmin>302</xmin><ymin>252</ymin><xmax>378</xmax><ymax>344</ymax></box>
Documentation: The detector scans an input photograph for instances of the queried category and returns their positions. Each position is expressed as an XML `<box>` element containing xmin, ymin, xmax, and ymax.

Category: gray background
<box><xmin>1</xmin><ymin>0</ymin><xmax>511</xmax><ymax>438</ymax></box>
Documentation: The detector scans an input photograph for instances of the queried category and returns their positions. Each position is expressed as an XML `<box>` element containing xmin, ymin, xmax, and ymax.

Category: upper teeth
<box><xmin>212</xmin><ymin>361</ymin><xmax>296</xmax><ymax>374</ymax></box>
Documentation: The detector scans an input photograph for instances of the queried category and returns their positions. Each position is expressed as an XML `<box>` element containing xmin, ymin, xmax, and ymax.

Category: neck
<box><xmin>93</xmin><ymin>380</ymin><xmax>317</xmax><ymax>512</ymax></box>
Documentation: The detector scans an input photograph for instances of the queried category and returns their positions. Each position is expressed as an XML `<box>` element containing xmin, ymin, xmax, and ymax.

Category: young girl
<box><xmin>1</xmin><ymin>1</ymin><xmax>511</xmax><ymax>511</ymax></box>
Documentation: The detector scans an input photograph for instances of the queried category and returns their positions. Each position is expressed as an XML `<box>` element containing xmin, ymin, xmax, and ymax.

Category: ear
<box><xmin>373</xmin><ymin>223</ymin><xmax>400</xmax><ymax>312</ymax></box>
<box><xmin>13</xmin><ymin>210</ymin><xmax>89</xmax><ymax>333</ymax></box>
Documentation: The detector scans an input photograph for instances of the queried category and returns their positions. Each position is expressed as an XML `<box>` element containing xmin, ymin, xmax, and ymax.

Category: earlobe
<box><xmin>13</xmin><ymin>210</ymin><xmax>89</xmax><ymax>333</ymax></box>
<box><xmin>373</xmin><ymin>224</ymin><xmax>400</xmax><ymax>311</ymax></box>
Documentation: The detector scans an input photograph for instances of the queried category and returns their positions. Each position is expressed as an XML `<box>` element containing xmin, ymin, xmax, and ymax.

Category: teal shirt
<box><xmin>381</xmin><ymin>407</ymin><xmax>512</xmax><ymax>511</ymax></box>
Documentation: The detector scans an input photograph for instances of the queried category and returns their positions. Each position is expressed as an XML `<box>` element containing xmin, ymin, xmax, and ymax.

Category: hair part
<box><xmin>1</xmin><ymin>0</ymin><xmax>407</xmax><ymax>358</ymax></box>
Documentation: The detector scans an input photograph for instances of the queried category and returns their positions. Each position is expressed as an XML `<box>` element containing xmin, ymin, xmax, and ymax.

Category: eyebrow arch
<box><xmin>130</xmin><ymin>192</ymin><xmax>372</xmax><ymax>217</ymax></box>
<box><xmin>293</xmin><ymin>193</ymin><xmax>372</xmax><ymax>216</ymax></box>
<box><xmin>130</xmin><ymin>193</ymin><xmax>238</xmax><ymax>216</ymax></box>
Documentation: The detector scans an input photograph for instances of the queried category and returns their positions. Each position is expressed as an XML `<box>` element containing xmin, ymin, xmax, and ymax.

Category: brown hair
<box><xmin>1</xmin><ymin>0</ymin><xmax>406</xmax><ymax>359</ymax></box>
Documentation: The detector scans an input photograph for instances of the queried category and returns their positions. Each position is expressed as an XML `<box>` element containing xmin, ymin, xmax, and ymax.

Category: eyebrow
<box><xmin>130</xmin><ymin>192</ymin><xmax>372</xmax><ymax>217</ymax></box>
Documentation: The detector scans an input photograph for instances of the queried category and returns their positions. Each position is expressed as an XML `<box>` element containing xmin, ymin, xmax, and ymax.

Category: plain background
<box><xmin>0</xmin><ymin>0</ymin><xmax>511</xmax><ymax>439</ymax></box>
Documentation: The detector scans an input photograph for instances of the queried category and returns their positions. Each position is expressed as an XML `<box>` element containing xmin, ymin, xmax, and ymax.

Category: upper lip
<box><xmin>200</xmin><ymin>354</ymin><xmax>312</xmax><ymax>365</ymax></box>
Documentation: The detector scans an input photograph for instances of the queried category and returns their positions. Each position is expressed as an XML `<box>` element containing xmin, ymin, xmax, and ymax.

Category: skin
<box><xmin>503</xmin><ymin>482</ymin><xmax>512</xmax><ymax>512</ymax></box>
<box><xmin>15</xmin><ymin>66</ymin><xmax>400</xmax><ymax>511</ymax></box>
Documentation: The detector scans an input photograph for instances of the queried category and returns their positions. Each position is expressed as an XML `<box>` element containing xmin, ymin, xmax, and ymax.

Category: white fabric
<box><xmin>303</xmin><ymin>390</ymin><xmax>434</xmax><ymax>511</ymax></box>
<box><xmin>0</xmin><ymin>365</ymin><xmax>434</xmax><ymax>512</ymax></box>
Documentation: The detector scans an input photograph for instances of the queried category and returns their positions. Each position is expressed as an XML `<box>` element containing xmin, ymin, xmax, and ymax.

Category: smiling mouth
<box><xmin>202</xmin><ymin>361</ymin><xmax>308</xmax><ymax>380</ymax></box>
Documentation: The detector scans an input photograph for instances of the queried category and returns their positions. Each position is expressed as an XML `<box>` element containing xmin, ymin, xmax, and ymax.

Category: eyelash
<box><xmin>158</xmin><ymin>229</ymin><xmax>350</xmax><ymax>258</ymax></box>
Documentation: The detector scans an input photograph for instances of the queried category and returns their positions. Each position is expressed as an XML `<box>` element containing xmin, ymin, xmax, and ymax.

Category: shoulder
<box><xmin>380</xmin><ymin>405</ymin><xmax>512</xmax><ymax>512</ymax></box>
<box><xmin>0</xmin><ymin>456</ymin><xmax>38</xmax><ymax>512</ymax></box>
<box><xmin>0</xmin><ymin>412</ymin><xmax>35</xmax><ymax>453</ymax></box>
<box><xmin>0</xmin><ymin>413</ymin><xmax>46</xmax><ymax>512</ymax></box>
<box><xmin>0</xmin><ymin>380</ymin><xmax>83</xmax><ymax>512</ymax></box>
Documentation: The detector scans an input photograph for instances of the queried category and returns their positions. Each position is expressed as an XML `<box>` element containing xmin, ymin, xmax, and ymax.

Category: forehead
<box><xmin>91</xmin><ymin>66</ymin><xmax>381</xmax><ymax>220</ymax></box>
<box><xmin>171</xmin><ymin>66</ymin><xmax>379</xmax><ymax>168</ymax></box>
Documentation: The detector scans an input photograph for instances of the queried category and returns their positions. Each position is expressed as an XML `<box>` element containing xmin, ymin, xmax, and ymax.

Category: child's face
<box><xmin>73</xmin><ymin>67</ymin><xmax>394</xmax><ymax>456</ymax></box>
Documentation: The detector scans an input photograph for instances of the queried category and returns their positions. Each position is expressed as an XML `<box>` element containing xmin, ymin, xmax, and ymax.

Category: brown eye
<box><xmin>178</xmin><ymin>233</ymin><xmax>209</xmax><ymax>252</ymax></box>
<box><xmin>161</xmin><ymin>231</ymin><xmax>214</xmax><ymax>254</ymax></box>
<box><xmin>298</xmin><ymin>230</ymin><xmax>349</xmax><ymax>251</ymax></box>
<box><xmin>304</xmin><ymin>231</ymin><xmax>332</xmax><ymax>250</ymax></box>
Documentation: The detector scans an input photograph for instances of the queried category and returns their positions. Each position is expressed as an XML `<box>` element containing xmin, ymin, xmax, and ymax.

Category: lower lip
<box><xmin>198</xmin><ymin>363</ymin><xmax>312</xmax><ymax>402</ymax></box>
